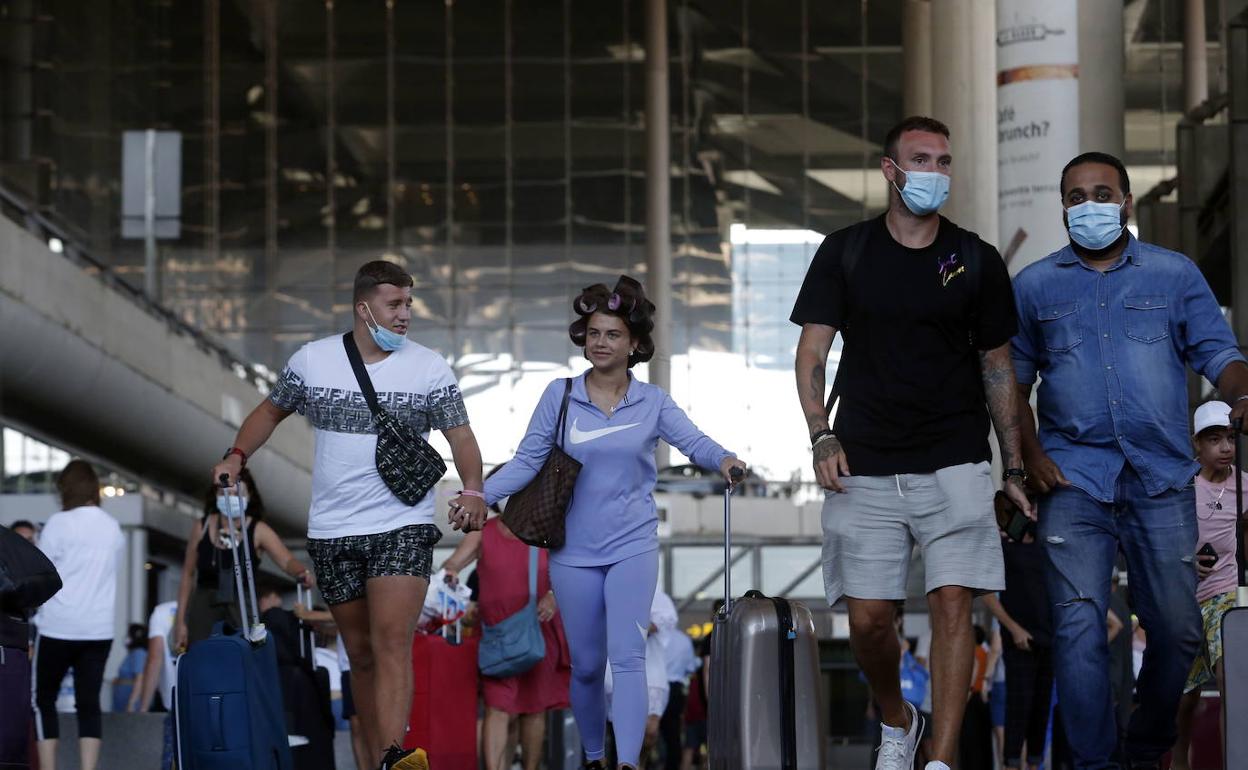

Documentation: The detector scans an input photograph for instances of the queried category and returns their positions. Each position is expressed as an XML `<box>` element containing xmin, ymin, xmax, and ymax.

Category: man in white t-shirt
<box><xmin>33</xmin><ymin>461</ymin><xmax>125</xmax><ymax>770</ymax></box>
<box><xmin>135</xmin><ymin>601</ymin><xmax>178</xmax><ymax>713</ymax></box>
<box><xmin>212</xmin><ymin>260</ymin><xmax>487</xmax><ymax>770</ymax></box>
<box><xmin>133</xmin><ymin>601</ymin><xmax>178</xmax><ymax>770</ymax></box>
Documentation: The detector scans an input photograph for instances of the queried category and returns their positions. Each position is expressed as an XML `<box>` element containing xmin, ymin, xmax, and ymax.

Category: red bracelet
<box><xmin>223</xmin><ymin>447</ymin><xmax>248</xmax><ymax>466</ymax></box>
<box><xmin>458</xmin><ymin>489</ymin><xmax>485</xmax><ymax>500</ymax></box>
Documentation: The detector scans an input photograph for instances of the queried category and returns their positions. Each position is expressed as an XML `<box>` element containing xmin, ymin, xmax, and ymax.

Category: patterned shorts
<box><xmin>1185</xmin><ymin>590</ymin><xmax>1236</xmax><ymax>693</ymax></box>
<box><xmin>307</xmin><ymin>524</ymin><xmax>443</xmax><ymax>606</ymax></box>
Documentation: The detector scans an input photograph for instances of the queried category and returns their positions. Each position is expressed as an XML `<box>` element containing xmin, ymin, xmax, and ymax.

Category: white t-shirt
<box><xmin>147</xmin><ymin>601</ymin><xmax>179</xmax><ymax>709</ymax></box>
<box><xmin>35</xmin><ymin>506</ymin><xmax>125</xmax><ymax>640</ymax></box>
<box><xmin>269</xmin><ymin>335</ymin><xmax>470</xmax><ymax>538</ymax></box>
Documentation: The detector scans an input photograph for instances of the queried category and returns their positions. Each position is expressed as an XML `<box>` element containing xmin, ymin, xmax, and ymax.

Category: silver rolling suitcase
<box><xmin>708</xmin><ymin>469</ymin><xmax>825</xmax><ymax>770</ymax></box>
<box><xmin>1223</xmin><ymin>419</ymin><xmax>1248</xmax><ymax>766</ymax></box>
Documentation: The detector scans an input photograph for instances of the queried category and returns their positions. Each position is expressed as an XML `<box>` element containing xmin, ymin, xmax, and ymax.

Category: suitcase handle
<box><xmin>218</xmin><ymin>474</ymin><xmax>263</xmax><ymax>642</ymax></box>
<box><xmin>209</xmin><ymin>694</ymin><xmax>225</xmax><ymax>750</ymax></box>
<box><xmin>1236</xmin><ymin>418</ymin><xmax>1244</xmax><ymax>590</ymax></box>
<box><xmin>722</xmin><ymin>467</ymin><xmax>745</xmax><ymax>615</ymax></box>
<box><xmin>296</xmin><ymin>584</ymin><xmax>315</xmax><ymax>662</ymax></box>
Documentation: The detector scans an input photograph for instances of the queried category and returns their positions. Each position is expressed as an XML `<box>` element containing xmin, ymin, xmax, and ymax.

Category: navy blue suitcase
<box><xmin>176</xmin><ymin>622</ymin><xmax>293</xmax><ymax>770</ymax></box>
<box><xmin>174</xmin><ymin>483</ymin><xmax>293</xmax><ymax>770</ymax></box>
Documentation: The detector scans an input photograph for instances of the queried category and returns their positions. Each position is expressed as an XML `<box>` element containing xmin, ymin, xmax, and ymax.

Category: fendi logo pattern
<box><xmin>269</xmin><ymin>367</ymin><xmax>468</xmax><ymax>434</ymax></box>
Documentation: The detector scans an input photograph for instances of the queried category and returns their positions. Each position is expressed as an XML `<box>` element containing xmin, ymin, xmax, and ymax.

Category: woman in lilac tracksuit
<box><xmin>476</xmin><ymin>276</ymin><xmax>744</xmax><ymax>770</ymax></box>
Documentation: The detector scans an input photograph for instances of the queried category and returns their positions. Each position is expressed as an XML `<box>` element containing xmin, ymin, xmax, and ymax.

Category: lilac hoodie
<box><xmin>484</xmin><ymin>373</ymin><xmax>734</xmax><ymax>567</ymax></box>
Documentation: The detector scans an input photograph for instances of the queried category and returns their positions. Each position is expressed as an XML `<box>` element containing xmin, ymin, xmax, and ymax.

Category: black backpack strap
<box><xmin>824</xmin><ymin>219</ymin><xmax>874</xmax><ymax>418</ymax></box>
<box><xmin>957</xmin><ymin>228</ymin><xmax>984</xmax><ymax>349</ymax></box>
<box><xmin>343</xmin><ymin>332</ymin><xmax>383</xmax><ymax>418</ymax></box>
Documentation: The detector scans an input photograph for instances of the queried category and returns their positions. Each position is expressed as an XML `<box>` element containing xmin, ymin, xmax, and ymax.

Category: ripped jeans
<box><xmin>1040</xmin><ymin>463</ymin><xmax>1201</xmax><ymax>769</ymax></box>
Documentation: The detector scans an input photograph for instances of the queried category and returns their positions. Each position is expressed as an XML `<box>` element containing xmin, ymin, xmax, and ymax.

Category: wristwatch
<box><xmin>1002</xmin><ymin>468</ymin><xmax>1028</xmax><ymax>484</ymax></box>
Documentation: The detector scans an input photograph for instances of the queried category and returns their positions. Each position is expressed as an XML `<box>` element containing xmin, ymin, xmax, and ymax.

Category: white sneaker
<box><xmin>924</xmin><ymin>762</ymin><xmax>951</xmax><ymax>770</ymax></box>
<box><xmin>874</xmin><ymin>701</ymin><xmax>923</xmax><ymax>770</ymax></box>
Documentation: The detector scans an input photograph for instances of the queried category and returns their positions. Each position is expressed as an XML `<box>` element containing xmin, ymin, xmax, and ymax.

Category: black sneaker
<box><xmin>378</xmin><ymin>744</ymin><xmax>429</xmax><ymax>770</ymax></box>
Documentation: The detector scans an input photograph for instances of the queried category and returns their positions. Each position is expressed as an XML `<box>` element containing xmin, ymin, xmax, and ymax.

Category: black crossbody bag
<box><xmin>343</xmin><ymin>333</ymin><xmax>447</xmax><ymax>506</ymax></box>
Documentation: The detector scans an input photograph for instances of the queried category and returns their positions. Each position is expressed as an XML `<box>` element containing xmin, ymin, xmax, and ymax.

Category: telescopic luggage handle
<box><xmin>296</xmin><ymin>583</ymin><xmax>316</xmax><ymax>661</ymax></box>
<box><xmin>723</xmin><ymin>466</ymin><xmax>745</xmax><ymax>616</ymax></box>
<box><xmin>218</xmin><ymin>473</ymin><xmax>266</xmax><ymax>643</ymax></box>
<box><xmin>1236</xmin><ymin>418</ymin><xmax>1246</xmax><ymax>603</ymax></box>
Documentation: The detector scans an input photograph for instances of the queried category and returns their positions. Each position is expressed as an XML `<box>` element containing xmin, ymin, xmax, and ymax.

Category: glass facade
<box><xmin>0</xmin><ymin>0</ymin><xmax>1204</xmax><ymax>481</ymax></box>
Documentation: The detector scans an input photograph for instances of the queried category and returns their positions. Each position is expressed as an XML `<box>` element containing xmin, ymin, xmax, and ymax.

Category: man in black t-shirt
<box><xmin>790</xmin><ymin>116</ymin><xmax>1031</xmax><ymax>770</ymax></box>
<box><xmin>983</xmin><ymin>544</ymin><xmax>1053</xmax><ymax>770</ymax></box>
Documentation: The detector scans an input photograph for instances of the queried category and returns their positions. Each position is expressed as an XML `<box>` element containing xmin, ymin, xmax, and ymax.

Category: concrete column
<box><xmin>1229</xmin><ymin>15</ymin><xmax>1248</xmax><ymax>352</ymax></box>
<box><xmin>645</xmin><ymin>0</ymin><xmax>671</xmax><ymax>467</ymax></box>
<box><xmin>1078</xmin><ymin>0</ymin><xmax>1126</xmax><ymax>156</ymax></box>
<box><xmin>1184</xmin><ymin>0</ymin><xmax>1209</xmax><ymax>112</ymax></box>
<box><xmin>932</xmin><ymin>0</ymin><xmax>998</xmax><ymax>244</ymax></box>
<box><xmin>902</xmin><ymin>0</ymin><xmax>932</xmax><ymax>117</ymax></box>
<box><xmin>129</xmin><ymin>527</ymin><xmax>148</xmax><ymax>623</ymax></box>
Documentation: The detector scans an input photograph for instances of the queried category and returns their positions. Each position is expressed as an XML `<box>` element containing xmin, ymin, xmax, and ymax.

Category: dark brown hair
<box><xmin>568</xmin><ymin>275</ymin><xmax>656</xmax><ymax>368</ymax></box>
<box><xmin>202</xmin><ymin>467</ymin><xmax>267</xmax><ymax>522</ymax></box>
<box><xmin>57</xmin><ymin>460</ymin><xmax>101</xmax><ymax>509</ymax></box>
<box><xmin>1059</xmin><ymin>151</ymin><xmax>1131</xmax><ymax>197</ymax></box>
<box><xmin>352</xmin><ymin>260</ymin><xmax>414</xmax><ymax>303</ymax></box>
<box><xmin>883</xmin><ymin>116</ymin><xmax>951</xmax><ymax>161</ymax></box>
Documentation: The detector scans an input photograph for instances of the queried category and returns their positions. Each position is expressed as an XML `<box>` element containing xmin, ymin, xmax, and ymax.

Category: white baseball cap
<box><xmin>1193</xmin><ymin>400</ymin><xmax>1232</xmax><ymax>436</ymax></box>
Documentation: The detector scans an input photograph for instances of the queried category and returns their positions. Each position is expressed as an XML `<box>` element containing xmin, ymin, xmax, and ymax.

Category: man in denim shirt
<box><xmin>1011</xmin><ymin>152</ymin><xmax>1248</xmax><ymax>770</ymax></box>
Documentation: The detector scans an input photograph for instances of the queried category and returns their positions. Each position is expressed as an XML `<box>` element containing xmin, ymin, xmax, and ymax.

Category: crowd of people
<box><xmin>792</xmin><ymin>116</ymin><xmax>1247</xmax><ymax>770</ymax></box>
<box><xmin>1</xmin><ymin>109</ymin><xmax>1245</xmax><ymax>770</ymax></box>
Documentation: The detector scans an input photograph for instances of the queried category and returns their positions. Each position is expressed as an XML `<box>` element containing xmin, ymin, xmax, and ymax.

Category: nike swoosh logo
<box><xmin>568</xmin><ymin>417</ymin><xmax>641</xmax><ymax>445</ymax></box>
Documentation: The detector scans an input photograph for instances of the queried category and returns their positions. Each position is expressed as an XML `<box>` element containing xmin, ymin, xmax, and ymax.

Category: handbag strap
<box><xmin>555</xmin><ymin>378</ymin><xmax>572</xmax><ymax>450</ymax></box>
<box><xmin>343</xmin><ymin>332</ymin><xmax>383</xmax><ymax>418</ymax></box>
<box><xmin>527</xmin><ymin>547</ymin><xmax>539</xmax><ymax>609</ymax></box>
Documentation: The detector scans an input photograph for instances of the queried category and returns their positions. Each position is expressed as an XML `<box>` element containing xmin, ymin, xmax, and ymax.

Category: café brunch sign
<box><xmin>996</xmin><ymin>1</ymin><xmax>1079</xmax><ymax>273</ymax></box>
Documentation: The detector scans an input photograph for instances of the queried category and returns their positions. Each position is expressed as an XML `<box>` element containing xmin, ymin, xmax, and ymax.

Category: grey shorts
<box><xmin>307</xmin><ymin>524</ymin><xmax>442</xmax><ymax>606</ymax></box>
<box><xmin>820</xmin><ymin>461</ymin><xmax>1004</xmax><ymax>605</ymax></box>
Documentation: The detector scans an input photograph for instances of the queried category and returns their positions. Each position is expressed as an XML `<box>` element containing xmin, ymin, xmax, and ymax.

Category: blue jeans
<box><xmin>1040</xmin><ymin>463</ymin><xmax>1201</xmax><ymax>769</ymax></box>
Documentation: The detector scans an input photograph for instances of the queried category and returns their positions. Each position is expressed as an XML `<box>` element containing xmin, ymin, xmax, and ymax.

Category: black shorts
<box><xmin>340</xmin><ymin>670</ymin><xmax>355</xmax><ymax>720</ymax></box>
<box><xmin>307</xmin><ymin>524</ymin><xmax>442</xmax><ymax>605</ymax></box>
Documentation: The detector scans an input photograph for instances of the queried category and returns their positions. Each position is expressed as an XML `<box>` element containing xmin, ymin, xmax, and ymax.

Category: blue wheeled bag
<box><xmin>174</xmin><ymin>481</ymin><xmax>294</xmax><ymax>770</ymax></box>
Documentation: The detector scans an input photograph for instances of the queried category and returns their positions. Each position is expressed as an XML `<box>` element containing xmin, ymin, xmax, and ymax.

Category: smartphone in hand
<box><xmin>1197</xmin><ymin>542</ymin><xmax>1219</xmax><ymax>567</ymax></box>
<box><xmin>993</xmin><ymin>491</ymin><xmax>1036</xmax><ymax>543</ymax></box>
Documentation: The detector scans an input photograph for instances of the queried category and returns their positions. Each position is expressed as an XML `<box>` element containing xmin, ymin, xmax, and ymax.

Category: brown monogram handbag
<box><xmin>501</xmin><ymin>378</ymin><xmax>582</xmax><ymax>549</ymax></box>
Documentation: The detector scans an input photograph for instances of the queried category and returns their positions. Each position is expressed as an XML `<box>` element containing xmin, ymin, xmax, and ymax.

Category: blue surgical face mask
<box><xmin>888</xmin><ymin>159</ymin><xmax>950</xmax><ymax>216</ymax></box>
<box><xmin>363</xmin><ymin>303</ymin><xmax>407</xmax><ymax>352</ymax></box>
<box><xmin>216</xmin><ymin>494</ymin><xmax>249</xmax><ymax>519</ymax></box>
<box><xmin>1065</xmin><ymin>200</ymin><xmax>1126</xmax><ymax>251</ymax></box>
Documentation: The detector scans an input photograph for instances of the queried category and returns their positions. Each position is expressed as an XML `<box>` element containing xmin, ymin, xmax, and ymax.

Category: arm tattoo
<box><xmin>804</xmin><ymin>362</ymin><xmax>830</xmax><ymax>435</ymax></box>
<box><xmin>979</xmin><ymin>345</ymin><xmax>1022</xmax><ymax>468</ymax></box>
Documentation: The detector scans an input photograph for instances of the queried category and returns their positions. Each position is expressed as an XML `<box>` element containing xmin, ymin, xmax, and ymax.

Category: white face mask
<box><xmin>216</xmin><ymin>494</ymin><xmax>249</xmax><ymax>519</ymax></box>
<box><xmin>887</xmin><ymin>158</ymin><xmax>951</xmax><ymax>216</ymax></box>
<box><xmin>1065</xmin><ymin>200</ymin><xmax>1127</xmax><ymax>251</ymax></box>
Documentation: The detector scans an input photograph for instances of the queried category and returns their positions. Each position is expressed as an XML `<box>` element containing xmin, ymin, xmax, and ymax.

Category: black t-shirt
<box><xmin>789</xmin><ymin>215</ymin><xmax>1018</xmax><ymax>475</ymax></box>
<box><xmin>999</xmin><ymin>540</ymin><xmax>1051</xmax><ymax>647</ymax></box>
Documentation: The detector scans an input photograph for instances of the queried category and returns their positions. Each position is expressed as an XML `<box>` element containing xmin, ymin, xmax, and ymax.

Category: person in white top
<box><xmin>133</xmin><ymin>601</ymin><xmax>179</xmax><ymax>770</ymax></box>
<box><xmin>32</xmin><ymin>460</ymin><xmax>125</xmax><ymax>770</ymax></box>
<box><xmin>651</xmin><ymin>589</ymin><xmax>698</xmax><ymax>770</ymax></box>
<box><xmin>212</xmin><ymin>260</ymin><xmax>488</xmax><ymax>770</ymax></box>
<box><xmin>134</xmin><ymin>601</ymin><xmax>178</xmax><ymax>713</ymax></box>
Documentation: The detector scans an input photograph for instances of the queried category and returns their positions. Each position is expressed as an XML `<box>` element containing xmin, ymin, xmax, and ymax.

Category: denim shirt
<box><xmin>1011</xmin><ymin>235</ymin><xmax>1244</xmax><ymax>502</ymax></box>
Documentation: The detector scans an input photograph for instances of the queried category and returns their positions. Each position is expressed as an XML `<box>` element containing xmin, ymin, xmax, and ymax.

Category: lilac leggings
<box><xmin>549</xmin><ymin>549</ymin><xmax>659</xmax><ymax>766</ymax></box>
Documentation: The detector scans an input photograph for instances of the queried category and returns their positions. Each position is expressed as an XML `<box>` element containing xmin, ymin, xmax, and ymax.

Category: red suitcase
<box><xmin>404</xmin><ymin>630</ymin><xmax>479</xmax><ymax>769</ymax></box>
